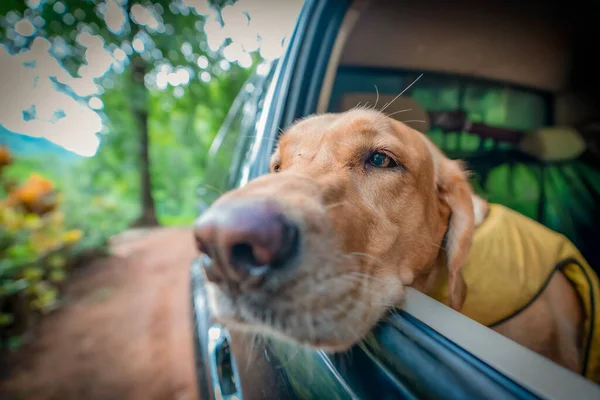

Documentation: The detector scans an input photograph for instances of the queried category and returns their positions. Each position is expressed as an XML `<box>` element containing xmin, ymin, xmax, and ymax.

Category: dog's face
<box><xmin>195</xmin><ymin>109</ymin><xmax>475</xmax><ymax>351</ymax></box>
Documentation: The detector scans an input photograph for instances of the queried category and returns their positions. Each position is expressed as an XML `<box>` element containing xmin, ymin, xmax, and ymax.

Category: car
<box><xmin>191</xmin><ymin>1</ymin><xmax>600</xmax><ymax>399</ymax></box>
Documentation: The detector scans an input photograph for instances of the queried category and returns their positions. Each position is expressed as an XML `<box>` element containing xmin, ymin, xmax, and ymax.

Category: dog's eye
<box><xmin>272</xmin><ymin>164</ymin><xmax>281</xmax><ymax>173</ymax></box>
<box><xmin>368</xmin><ymin>152</ymin><xmax>397</xmax><ymax>168</ymax></box>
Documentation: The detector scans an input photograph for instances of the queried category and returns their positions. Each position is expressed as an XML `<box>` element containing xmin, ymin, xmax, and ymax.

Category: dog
<box><xmin>194</xmin><ymin>109</ymin><xmax>600</xmax><ymax>383</ymax></box>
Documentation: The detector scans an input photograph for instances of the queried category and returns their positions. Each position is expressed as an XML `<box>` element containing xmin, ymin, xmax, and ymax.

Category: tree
<box><xmin>0</xmin><ymin>0</ymin><xmax>253</xmax><ymax>226</ymax></box>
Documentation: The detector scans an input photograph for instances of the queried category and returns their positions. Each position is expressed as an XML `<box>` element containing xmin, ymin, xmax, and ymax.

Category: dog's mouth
<box><xmin>207</xmin><ymin>286</ymin><xmax>362</xmax><ymax>351</ymax></box>
<box><xmin>204</xmin><ymin>259</ymin><xmax>400</xmax><ymax>352</ymax></box>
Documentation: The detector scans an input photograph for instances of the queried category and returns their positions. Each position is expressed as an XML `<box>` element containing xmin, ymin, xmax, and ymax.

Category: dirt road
<box><xmin>0</xmin><ymin>228</ymin><xmax>199</xmax><ymax>400</ymax></box>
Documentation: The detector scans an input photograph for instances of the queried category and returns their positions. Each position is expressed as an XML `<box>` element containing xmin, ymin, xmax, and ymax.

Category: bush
<box><xmin>0</xmin><ymin>146</ymin><xmax>83</xmax><ymax>346</ymax></box>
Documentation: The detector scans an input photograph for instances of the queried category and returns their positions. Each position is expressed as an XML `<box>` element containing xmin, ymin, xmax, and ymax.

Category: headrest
<box><xmin>339</xmin><ymin>93</ymin><xmax>431</xmax><ymax>132</ymax></box>
<box><xmin>518</xmin><ymin>126</ymin><xmax>587</xmax><ymax>162</ymax></box>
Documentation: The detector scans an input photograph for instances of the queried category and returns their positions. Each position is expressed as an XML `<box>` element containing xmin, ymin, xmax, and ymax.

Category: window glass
<box><xmin>198</xmin><ymin>65</ymin><xmax>276</xmax><ymax>212</ymax></box>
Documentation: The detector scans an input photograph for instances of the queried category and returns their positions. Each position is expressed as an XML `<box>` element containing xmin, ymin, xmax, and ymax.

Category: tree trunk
<box><xmin>130</xmin><ymin>53</ymin><xmax>159</xmax><ymax>227</ymax></box>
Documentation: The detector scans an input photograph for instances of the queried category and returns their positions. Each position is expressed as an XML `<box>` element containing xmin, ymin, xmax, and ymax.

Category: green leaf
<box><xmin>0</xmin><ymin>279</ymin><xmax>29</xmax><ymax>296</ymax></box>
<box><xmin>0</xmin><ymin>313</ymin><xmax>14</xmax><ymax>327</ymax></box>
<box><xmin>50</xmin><ymin>269</ymin><xmax>66</xmax><ymax>283</ymax></box>
<box><xmin>23</xmin><ymin>267</ymin><xmax>43</xmax><ymax>281</ymax></box>
<box><xmin>48</xmin><ymin>254</ymin><xmax>66</xmax><ymax>269</ymax></box>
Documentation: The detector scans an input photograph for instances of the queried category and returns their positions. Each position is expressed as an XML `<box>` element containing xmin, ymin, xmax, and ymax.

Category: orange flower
<box><xmin>10</xmin><ymin>173</ymin><xmax>57</xmax><ymax>214</ymax></box>
<box><xmin>0</xmin><ymin>145</ymin><xmax>12</xmax><ymax>167</ymax></box>
<box><xmin>25</xmin><ymin>173</ymin><xmax>54</xmax><ymax>192</ymax></box>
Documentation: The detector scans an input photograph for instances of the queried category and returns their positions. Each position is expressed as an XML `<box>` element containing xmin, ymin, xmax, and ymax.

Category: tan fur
<box><xmin>200</xmin><ymin>109</ymin><xmax>583</xmax><ymax>372</ymax></box>
<box><xmin>492</xmin><ymin>271</ymin><xmax>583</xmax><ymax>373</ymax></box>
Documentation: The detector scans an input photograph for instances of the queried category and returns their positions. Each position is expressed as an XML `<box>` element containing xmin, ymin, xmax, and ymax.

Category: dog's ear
<box><xmin>471</xmin><ymin>193</ymin><xmax>489</xmax><ymax>227</ymax></box>
<box><xmin>436</xmin><ymin>158</ymin><xmax>475</xmax><ymax>311</ymax></box>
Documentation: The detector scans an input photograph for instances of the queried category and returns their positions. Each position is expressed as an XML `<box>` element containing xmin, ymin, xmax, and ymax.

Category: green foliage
<box><xmin>0</xmin><ymin>0</ymin><xmax>260</xmax><ymax>343</ymax></box>
<box><xmin>1</xmin><ymin>156</ymin><xmax>84</xmax><ymax>344</ymax></box>
<box><xmin>1</xmin><ymin>0</ymin><xmax>254</xmax><ymax>227</ymax></box>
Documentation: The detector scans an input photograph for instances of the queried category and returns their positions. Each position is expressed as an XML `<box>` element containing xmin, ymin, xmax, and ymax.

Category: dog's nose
<box><xmin>194</xmin><ymin>199</ymin><xmax>299</xmax><ymax>288</ymax></box>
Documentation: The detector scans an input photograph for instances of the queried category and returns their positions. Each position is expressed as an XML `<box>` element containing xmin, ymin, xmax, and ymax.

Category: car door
<box><xmin>192</xmin><ymin>0</ymin><xmax>600</xmax><ymax>399</ymax></box>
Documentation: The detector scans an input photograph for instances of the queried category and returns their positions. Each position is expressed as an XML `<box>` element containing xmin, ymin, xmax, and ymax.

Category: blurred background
<box><xmin>0</xmin><ymin>1</ymin><xmax>301</xmax><ymax>399</ymax></box>
<box><xmin>3</xmin><ymin>0</ymin><xmax>600</xmax><ymax>399</ymax></box>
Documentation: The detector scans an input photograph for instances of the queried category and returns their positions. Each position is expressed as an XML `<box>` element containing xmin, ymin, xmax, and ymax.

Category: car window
<box><xmin>327</xmin><ymin>67</ymin><xmax>600</xmax><ymax>268</ymax></box>
<box><xmin>197</xmin><ymin>63</ymin><xmax>277</xmax><ymax>212</ymax></box>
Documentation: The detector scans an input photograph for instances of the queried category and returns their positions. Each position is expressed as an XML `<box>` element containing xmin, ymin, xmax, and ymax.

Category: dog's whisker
<box><xmin>337</xmin><ymin>299</ymin><xmax>390</xmax><ymax>314</ymax></box>
<box><xmin>380</xmin><ymin>73</ymin><xmax>424</xmax><ymax>113</ymax></box>
<box><xmin>200</xmin><ymin>183</ymin><xmax>224</xmax><ymax>196</ymax></box>
<box><xmin>342</xmin><ymin>346</ymin><xmax>355</xmax><ymax>368</ymax></box>
<box><xmin>401</xmin><ymin>119</ymin><xmax>427</xmax><ymax>124</ymax></box>
<box><xmin>287</xmin><ymin>343</ymin><xmax>305</xmax><ymax>365</ymax></box>
<box><xmin>325</xmin><ymin>201</ymin><xmax>348</xmax><ymax>211</ymax></box>
<box><xmin>332</xmin><ymin>272</ymin><xmax>381</xmax><ymax>286</ymax></box>
<box><xmin>336</xmin><ymin>305</ymin><xmax>362</xmax><ymax>339</ymax></box>
<box><xmin>332</xmin><ymin>275</ymin><xmax>366</xmax><ymax>286</ymax></box>
<box><xmin>343</xmin><ymin>252</ymin><xmax>386</xmax><ymax>266</ymax></box>
<box><xmin>371</xmin><ymin>105</ymin><xmax>399</xmax><ymax>132</ymax></box>
<box><xmin>374</xmin><ymin>84</ymin><xmax>380</xmax><ymax>109</ymax></box>
<box><xmin>386</xmin><ymin>108</ymin><xmax>412</xmax><ymax>118</ymax></box>
<box><xmin>348</xmin><ymin>272</ymin><xmax>383</xmax><ymax>282</ymax></box>
<box><xmin>245</xmin><ymin>332</ymin><xmax>261</xmax><ymax>371</ymax></box>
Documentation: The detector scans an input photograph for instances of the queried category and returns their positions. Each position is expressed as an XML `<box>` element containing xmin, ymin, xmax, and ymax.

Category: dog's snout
<box><xmin>194</xmin><ymin>199</ymin><xmax>299</xmax><ymax>289</ymax></box>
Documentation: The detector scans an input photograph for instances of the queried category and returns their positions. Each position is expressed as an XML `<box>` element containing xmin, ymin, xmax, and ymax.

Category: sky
<box><xmin>0</xmin><ymin>0</ymin><xmax>303</xmax><ymax>156</ymax></box>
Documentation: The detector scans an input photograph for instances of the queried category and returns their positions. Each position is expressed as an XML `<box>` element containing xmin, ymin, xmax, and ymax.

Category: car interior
<box><xmin>319</xmin><ymin>0</ymin><xmax>600</xmax><ymax>274</ymax></box>
<box><xmin>308</xmin><ymin>0</ymin><xmax>600</xmax><ymax>376</ymax></box>
<box><xmin>195</xmin><ymin>1</ymin><xmax>600</xmax><ymax>398</ymax></box>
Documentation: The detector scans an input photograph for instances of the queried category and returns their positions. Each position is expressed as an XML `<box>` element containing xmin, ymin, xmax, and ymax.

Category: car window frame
<box><xmin>195</xmin><ymin>0</ymin><xmax>600</xmax><ymax>398</ymax></box>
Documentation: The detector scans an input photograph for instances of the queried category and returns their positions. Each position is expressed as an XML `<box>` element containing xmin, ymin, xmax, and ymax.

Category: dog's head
<box><xmin>195</xmin><ymin>109</ymin><xmax>475</xmax><ymax>351</ymax></box>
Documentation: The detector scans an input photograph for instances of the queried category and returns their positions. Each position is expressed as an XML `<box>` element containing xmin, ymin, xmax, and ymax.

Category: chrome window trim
<box><xmin>206</xmin><ymin>323</ymin><xmax>243</xmax><ymax>400</ymax></box>
<box><xmin>402</xmin><ymin>288</ymin><xmax>600</xmax><ymax>399</ymax></box>
<box><xmin>317</xmin><ymin>351</ymin><xmax>361</xmax><ymax>400</ymax></box>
